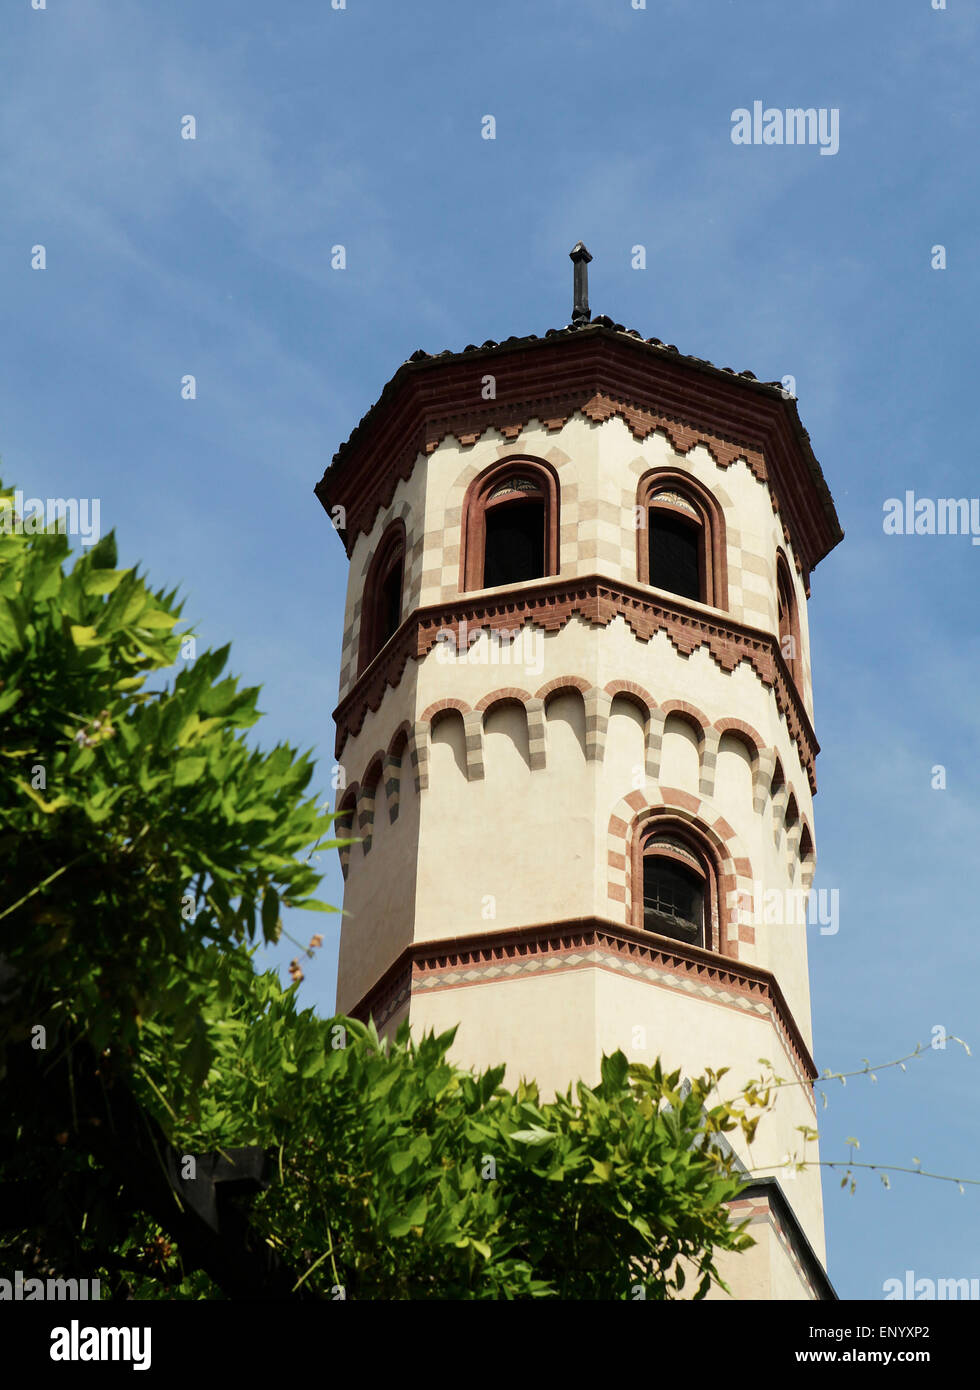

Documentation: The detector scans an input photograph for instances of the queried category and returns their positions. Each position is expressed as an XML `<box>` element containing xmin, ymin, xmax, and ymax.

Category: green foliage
<box><xmin>0</xmin><ymin>478</ymin><xmax>757</xmax><ymax>1299</ymax></box>
<box><xmin>0</xmin><ymin>478</ymin><xmax>334</xmax><ymax>1077</ymax></box>
<box><xmin>130</xmin><ymin>940</ymin><xmax>754</xmax><ymax>1299</ymax></box>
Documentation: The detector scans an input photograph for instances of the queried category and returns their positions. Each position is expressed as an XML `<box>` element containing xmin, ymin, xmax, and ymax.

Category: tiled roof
<box><xmin>328</xmin><ymin>314</ymin><xmax>785</xmax><ymax>469</ymax></box>
<box><xmin>316</xmin><ymin>313</ymin><xmax>843</xmax><ymax>571</ymax></box>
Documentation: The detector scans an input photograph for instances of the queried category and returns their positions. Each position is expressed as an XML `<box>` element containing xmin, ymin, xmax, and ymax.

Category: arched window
<box><xmin>636</xmin><ymin>471</ymin><xmax>727</xmax><ymax>610</ymax></box>
<box><xmin>776</xmin><ymin>553</ymin><xmax>801</xmax><ymax>685</ymax></box>
<box><xmin>358</xmin><ymin>521</ymin><xmax>406</xmax><ymax>676</ymax></box>
<box><xmin>484</xmin><ymin>478</ymin><xmax>544</xmax><ymax>587</ymax></box>
<box><xmin>636</xmin><ymin>825</ymin><xmax>719</xmax><ymax>950</ymax></box>
<box><xmin>649</xmin><ymin>493</ymin><xmax>702</xmax><ymax>600</ymax></box>
<box><xmin>461</xmin><ymin>458</ymin><xmax>560</xmax><ymax>592</ymax></box>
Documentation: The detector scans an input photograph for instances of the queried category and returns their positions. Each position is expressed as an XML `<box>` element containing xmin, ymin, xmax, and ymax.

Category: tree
<box><xmin>0</xmin><ymin>481</ymin><xmax>758</xmax><ymax>1299</ymax></box>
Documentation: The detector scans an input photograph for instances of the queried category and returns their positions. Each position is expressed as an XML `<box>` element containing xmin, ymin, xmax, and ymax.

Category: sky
<box><xmin>1</xmin><ymin>0</ymin><xmax>977</xmax><ymax>1302</ymax></box>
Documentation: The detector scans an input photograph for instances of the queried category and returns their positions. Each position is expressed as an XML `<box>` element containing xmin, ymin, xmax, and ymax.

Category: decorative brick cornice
<box><xmin>331</xmin><ymin>576</ymin><xmax>819</xmax><ymax>792</ymax></box>
<box><xmin>348</xmin><ymin>916</ymin><xmax>818</xmax><ymax>1095</ymax></box>
<box><xmin>314</xmin><ymin>328</ymin><xmax>842</xmax><ymax>585</ymax></box>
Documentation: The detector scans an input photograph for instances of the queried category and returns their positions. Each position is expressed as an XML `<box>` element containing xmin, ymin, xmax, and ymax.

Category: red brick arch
<box><xmin>604</xmin><ymin>679</ymin><xmax>658</xmax><ymax>715</ymax></box>
<box><xmin>386</xmin><ymin>721</ymin><xmax>412</xmax><ymax>756</ymax></box>
<box><xmin>358</xmin><ymin>754</ymin><xmax>386</xmax><ymax>855</ymax></box>
<box><xmin>361</xmin><ymin>753</ymin><xmax>385</xmax><ymax>789</ymax></box>
<box><xmin>660</xmin><ymin>700</ymin><xmax>710</xmax><ymax>742</ymax></box>
<box><xmin>385</xmin><ymin>722</ymin><xmax>413</xmax><ymax>822</ymax></box>
<box><xmin>606</xmin><ymin>787</ymin><xmax>758</xmax><ymax>954</ymax></box>
<box><xmin>336</xmin><ymin>781</ymin><xmax>361</xmax><ymax>879</ymax></box>
<box><xmin>713</xmin><ymin>718</ymin><xmax>765</xmax><ymax>755</ymax></box>
<box><xmin>357</xmin><ymin>518</ymin><xmax>407</xmax><ymax>678</ymax></box>
<box><xmin>475</xmin><ymin>687</ymin><xmax>532</xmax><ymax>714</ymax></box>
<box><xmin>459</xmin><ymin>455</ymin><xmax>561</xmax><ymax>593</ymax></box>
<box><xmin>419</xmin><ymin>697</ymin><xmax>472</xmax><ymax>723</ymax></box>
<box><xmin>534</xmin><ymin>675</ymin><xmax>591</xmax><ymax>701</ymax></box>
<box><xmin>636</xmin><ymin>465</ymin><xmax>729</xmax><ymax>610</ymax></box>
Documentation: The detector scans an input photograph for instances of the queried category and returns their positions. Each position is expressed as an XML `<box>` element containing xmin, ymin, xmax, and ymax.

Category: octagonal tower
<box><xmin>315</xmin><ymin>249</ymin><xmax>842</xmax><ymax>1300</ymax></box>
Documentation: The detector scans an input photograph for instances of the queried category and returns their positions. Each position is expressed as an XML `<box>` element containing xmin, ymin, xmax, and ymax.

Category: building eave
<box><xmin>314</xmin><ymin>321</ymin><xmax>843</xmax><ymax>581</ymax></box>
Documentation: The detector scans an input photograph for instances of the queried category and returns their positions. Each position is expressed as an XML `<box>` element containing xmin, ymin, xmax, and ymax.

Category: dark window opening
<box><xmin>358</xmin><ymin>523</ymin><xmax>406</xmax><ymax>677</ymax></box>
<box><xmin>649</xmin><ymin>510</ymin><xmax>701</xmax><ymax>601</ymax></box>
<box><xmin>484</xmin><ymin>499</ymin><xmax>545</xmax><ymax>588</ymax></box>
<box><xmin>380</xmin><ymin>557</ymin><xmax>403</xmax><ymax>646</ymax></box>
<box><xmin>642</xmin><ymin>856</ymin><xmax>705</xmax><ymax>947</ymax></box>
<box><xmin>777</xmin><ymin>566</ymin><xmax>799</xmax><ymax>675</ymax></box>
<box><xmin>778</xmin><ymin>582</ymin><xmax>791</xmax><ymax>651</ymax></box>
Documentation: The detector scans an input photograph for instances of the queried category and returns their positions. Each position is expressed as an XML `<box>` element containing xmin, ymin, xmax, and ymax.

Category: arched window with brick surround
<box><xmin>358</xmin><ymin>520</ymin><xmax>406</xmax><ymax>676</ymax></box>
<box><xmin>776</xmin><ymin>551</ymin><xmax>801</xmax><ymax>686</ymax></box>
<box><xmin>636</xmin><ymin>470</ymin><xmax>727</xmax><ymax>610</ymax></box>
<box><xmin>461</xmin><ymin>458</ymin><xmax>560</xmax><ymax>592</ymax></box>
<box><xmin>633</xmin><ymin>820</ymin><xmax>724</xmax><ymax>952</ymax></box>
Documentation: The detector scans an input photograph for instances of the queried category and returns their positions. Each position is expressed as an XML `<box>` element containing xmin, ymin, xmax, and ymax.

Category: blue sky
<box><xmin>2</xmin><ymin>0</ymin><xmax>977</xmax><ymax>1301</ymax></box>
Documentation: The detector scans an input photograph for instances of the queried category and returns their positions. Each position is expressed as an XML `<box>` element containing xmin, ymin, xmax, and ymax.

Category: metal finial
<box><xmin>569</xmin><ymin>242</ymin><xmax>592</xmax><ymax>326</ymax></box>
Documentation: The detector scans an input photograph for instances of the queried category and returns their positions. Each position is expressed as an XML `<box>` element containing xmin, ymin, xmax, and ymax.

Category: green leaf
<box><xmin>82</xmin><ymin>569</ymin><xmax>124</xmax><ymax>597</ymax></box>
<box><xmin>87</xmin><ymin>532</ymin><xmax>118</xmax><ymax>569</ymax></box>
<box><xmin>600</xmin><ymin>1050</ymin><xmax>629</xmax><ymax>1092</ymax></box>
<box><xmin>300</xmin><ymin>1051</ymin><xmax>325</xmax><ymax>1079</ymax></box>
<box><xmin>135</xmin><ymin>609</ymin><xmax>178</xmax><ymax>632</ymax></box>
<box><xmin>404</xmin><ymin>1196</ymin><xmax>427</xmax><ymax>1228</ymax></box>
<box><xmin>387</xmin><ymin>1196</ymin><xmax>428</xmax><ymax>1238</ymax></box>
<box><xmin>17</xmin><ymin>780</ymin><xmax>71</xmax><ymax>814</ymax></box>
<box><xmin>509</xmin><ymin>1125</ymin><xmax>556</xmax><ymax>1146</ymax></box>
<box><xmin>174</xmin><ymin>757</ymin><xmax>206</xmax><ymax>787</ymax></box>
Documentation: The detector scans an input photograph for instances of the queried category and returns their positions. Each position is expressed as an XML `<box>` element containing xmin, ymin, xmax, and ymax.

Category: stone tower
<box><xmin>315</xmin><ymin>249</ymin><xmax>842</xmax><ymax>1300</ymax></box>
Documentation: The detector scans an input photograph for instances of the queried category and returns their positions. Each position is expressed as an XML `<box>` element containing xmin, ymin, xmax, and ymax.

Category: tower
<box><xmin>315</xmin><ymin>250</ymin><xmax>842</xmax><ymax>1300</ymax></box>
